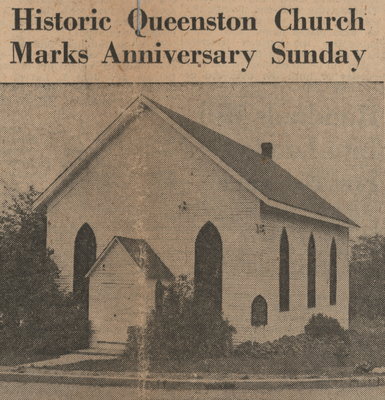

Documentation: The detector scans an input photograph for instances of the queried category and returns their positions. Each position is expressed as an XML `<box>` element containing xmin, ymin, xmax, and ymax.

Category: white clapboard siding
<box><xmin>89</xmin><ymin>242</ymin><xmax>155</xmax><ymax>347</ymax></box>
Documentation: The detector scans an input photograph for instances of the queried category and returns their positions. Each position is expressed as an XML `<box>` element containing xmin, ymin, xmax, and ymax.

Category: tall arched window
<box><xmin>251</xmin><ymin>295</ymin><xmax>268</xmax><ymax>327</ymax></box>
<box><xmin>194</xmin><ymin>222</ymin><xmax>223</xmax><ymax>314</ymax></box>
<box><xmin>73</xmin><ymin>223</ymin><xmax>96</xmax><ymax>318</ymax></box>
<box><xmin>307</xmin><ymin>234</ymin><xmax>316</xmax><ymax>308</ymax></box>
<box><xmin>330</xmin><ymin>238</ymin><xmax>337</xmax><ymax>305</ymax></box>
<box><xmin>155</xmin><ymin>280</ymin><xmax>164</xmax><ymax>314</ymax></box>
<box><xmin>279</xmin><ymin>228</ymin><xmax>290</xmax><ymax>312</ymax></box>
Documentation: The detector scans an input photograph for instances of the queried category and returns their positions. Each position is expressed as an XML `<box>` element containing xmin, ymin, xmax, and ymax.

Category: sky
<box><xmin>0</xmin><ymin>82</ymin><xmax>383</xmax><ymax>236</ymax></box>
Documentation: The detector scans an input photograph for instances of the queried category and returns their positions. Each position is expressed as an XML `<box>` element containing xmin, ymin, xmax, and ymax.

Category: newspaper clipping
<box><xmin>0</xmin><ymin>1</ymin><xmax>383</xmax><ymax>399</ymax></box>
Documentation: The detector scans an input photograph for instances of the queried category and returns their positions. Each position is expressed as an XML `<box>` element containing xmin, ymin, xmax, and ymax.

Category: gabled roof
<box><xmin>33</xmin><ymin>95</ymin><xmax>358</xmax><ymax>228</ymax></box>
<box><xmin>146</xmin><ymin>98</ymin><xmax>358</xmax><ymax>227</ymax></box>
<box><xmin>86</xmin><ymin>236</ymin><xmax>174</xmax><ymax>280</ymax></box>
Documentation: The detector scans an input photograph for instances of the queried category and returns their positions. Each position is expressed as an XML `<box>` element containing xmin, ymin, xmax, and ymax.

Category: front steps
<box><xmin>76</xmin><ymin>343</ymin><xmax>126</xmax><ymax>356</ymax></box>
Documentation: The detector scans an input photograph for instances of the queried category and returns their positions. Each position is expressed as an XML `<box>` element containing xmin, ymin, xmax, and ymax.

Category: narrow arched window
<box><xmin>251</xmin><ymin>295</ymin><xmax>268</xmax><ymax>327</ymax></box>
<box><xmin>73</xmin><ymin>223</ymin><xmax>96</xmax><ymax>318</ymax></box>
<box><xmin>194</xmin><ymin>222</ymin><xmax>223</xmax><ymax>315</ymax></box>
<box><xmin>307</xmin><ymin>234</ymin><xmax>316</xmax><ymax>308</ymax></box>
<box><xmin>279</xmin><ymin>228</ymin><xmax>290</xmax><ymax>311</ymax></box>
<box><xmin>155</xmin><ymin>280</ymin><xmax>164</xmax><ymax>314</ymax></box>
<box><xmin>330</xmin><ymin>238</ymin><xmax>337</xmax><ymax>305</ymax></box>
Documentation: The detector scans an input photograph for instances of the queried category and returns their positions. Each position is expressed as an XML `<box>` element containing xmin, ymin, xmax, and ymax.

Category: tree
<box><xmin>350</xmin><ymin>234</ymin><xmax>385</xmax><ymax>319</ymax></box>
<box><xmin>0</xmin><ymin>187</ymin><xmax>88</xmax><ymax>356</ymax></box>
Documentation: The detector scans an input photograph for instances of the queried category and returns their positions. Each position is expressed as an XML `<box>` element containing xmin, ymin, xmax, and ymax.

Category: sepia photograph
<box><xmin>0</xmin><ymin>82</ymin><xmax>383</xmax><ymax>398</ymax></box>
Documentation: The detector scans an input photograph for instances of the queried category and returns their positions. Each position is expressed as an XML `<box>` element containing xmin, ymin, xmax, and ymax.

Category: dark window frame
<box><xmin>251</xmin><ymin>295</ymin><xmax>268</xmax><ymax>327</ymax></box>
<box><xmin>307</xmin><ymin>233</ymin><xmax>316</xmax><ymax>309</ymax></box>
<box><xmin>194</xmin><ymin>221</ymin><xmax>223</xmax><ymax>314</ymax></box>
<box><xmin>155</xmin><ymin>280</ymin><xmax>164</xmax><ymax>314</ymax></box>
<box><xmin>279</xmin><ymin>228</ymin><xmax>290</xmax><ymax>312</ymax></box>
<box><xmin>73</xmin><ymin>223</ymin><xmax>97</xmax><ymax>319</ymax></box>
<box><xmin>330</xmin><ymin>238</ymin><xmax>337</xmax><ymax>305</ymax></box>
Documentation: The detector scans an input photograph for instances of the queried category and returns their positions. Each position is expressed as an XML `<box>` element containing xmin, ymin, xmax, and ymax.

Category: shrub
<box><xmin>14</xmin><ymin>296</ymin><xmax>90</xmax><ymax>356</ymax></box>
<box><xmin>234</xmin><ymin>315</ymin><xmax>352</xmax><ymax>371</ymax></box>
<box><xmin>304</xmin><ymin>314</ymin><xmax>349</xmax><ymax>344</ymax></box>
<box><xmin>0</xmin><ymin>187</ymin><xmax>90</xmax><ymax>359</ymax></box>
<box><xmin>234</xmin><ymin>333</ymin><xmax>351</xmax><ymax>370</ymax></box>
<box><xmin>126</xmin><ymin>276</ymin><xmax>235</xmax><ymax>362</ymax></box>
<box><xmin>125</xmin><ymin>326</ymin><xmax>143</xmax><ymax>361</ymax></box>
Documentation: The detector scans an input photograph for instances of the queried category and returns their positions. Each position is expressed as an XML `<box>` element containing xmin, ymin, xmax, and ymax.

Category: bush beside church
<box><xmin>0</xmin><ymin>188</ymin><xmax>89</xmax><ymax>360</ymax></box>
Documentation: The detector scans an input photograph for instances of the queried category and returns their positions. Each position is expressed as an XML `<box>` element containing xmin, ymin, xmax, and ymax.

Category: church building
<box><xmin>33</xmin><ymin>95</ymin><xmax>357</xmax><ymax>351</ymax></box>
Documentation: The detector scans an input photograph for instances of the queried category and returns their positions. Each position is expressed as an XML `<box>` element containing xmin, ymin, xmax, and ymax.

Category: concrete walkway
<box><xmin>2</xmin><ymin>353</ymin><xmax>385</xmax><ymax>390</ymax></box>
<box><xmin>0</xmin><ymin>367</ymin><xmax>384</xmax><ymax>390</ymax></box>
<box><xmin>19</xmin><ymin>353</ymin><xmax>117</xmax><ymax>368</ymax></box>
<box><xmin>0</xmin><ymin>360</ymin><xmax>383</xmax><ymax>390</ymax></box>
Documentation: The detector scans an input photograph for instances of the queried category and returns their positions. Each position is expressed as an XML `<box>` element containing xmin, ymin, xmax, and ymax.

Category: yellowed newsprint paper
<box><xmin>0</xmin><ymin>1</ymin><xmax>383</xmax><ymax>399</ymax></box>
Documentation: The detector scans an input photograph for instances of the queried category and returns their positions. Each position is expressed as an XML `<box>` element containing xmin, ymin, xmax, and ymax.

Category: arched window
<box><xmin>155</xmin><ymin>280</ymin><xmax>164</xmax><ymax>314</ymax></box>
<box><xmin>307</xmin><ymin>234</ymin><xmax>316</xmax><ymax>308</ymax></box>
<box><xmin>251</xmin><ymin>295</ymin><xmax>268</xmax><ymax>327</ymax></box>
<box><xmin>330</xmin><ymin>238</ymin><xmax>337</xmax><ymax>305</ymax></box>
<box><xmin>279</xmin><ymin>228</ymin><xmax>290</xmax><ymax>311</ymax></box>
<box><xmin>194</xmin><ymin>222</ymin><xmax>223</xmax><ymax>314</ymax></box>
<box><xmin>73</xmin><ymin>223</ymin><xmax>96</xmax><ymax>318</ymax></box>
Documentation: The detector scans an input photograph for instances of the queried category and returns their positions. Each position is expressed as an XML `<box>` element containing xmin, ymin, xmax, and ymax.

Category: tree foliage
<box><xmin>304</xmin><ymin>313</ymin><xmax>349</xmax><ymax>344</ymax></box>
<box><xmin>350</xmin><ymin>234</ymin><xmax>385</xmax><ymax>319</ymax></box>
<box><xmin>0</xmin><ymin>187</ymin><xmax>88</xmax><ymax>356</ymax></box>
<box><xmin>126</xmin><ymin>276</ymin><xmax>235</xmax><ymax>362</ymax></box>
